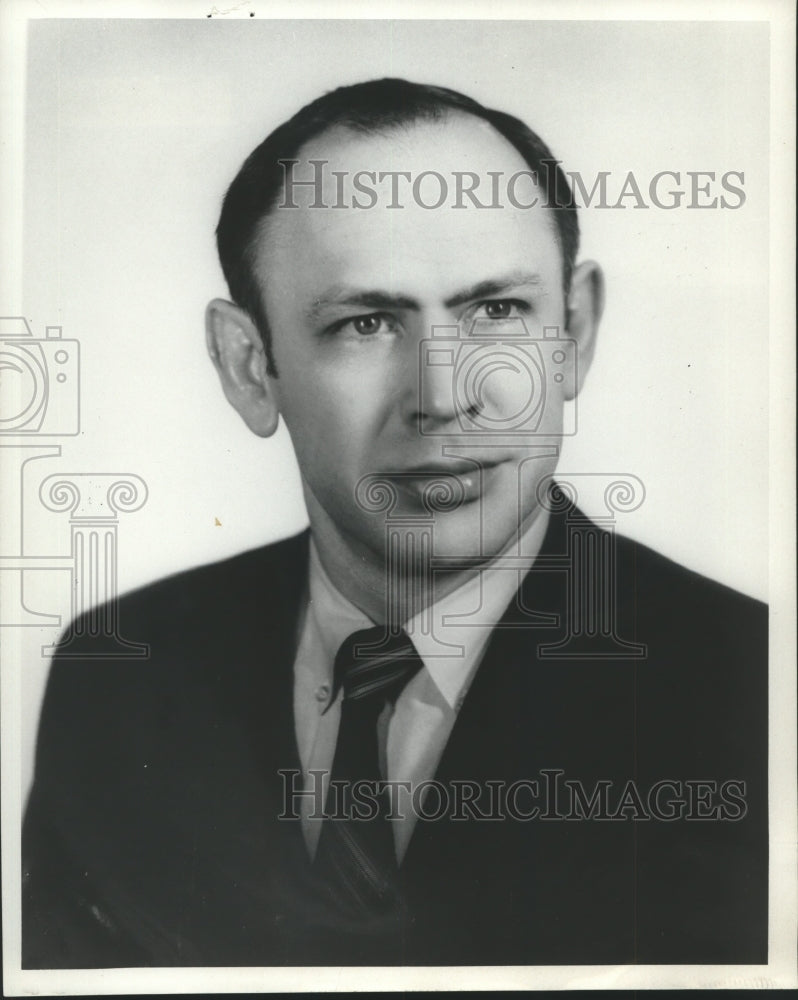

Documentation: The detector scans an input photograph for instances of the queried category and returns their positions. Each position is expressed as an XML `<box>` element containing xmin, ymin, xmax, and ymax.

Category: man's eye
<box><xmin>477</xmin><ymin>300</ymin><xmax>523</xmax><ymax>320</ymax></box>
<box><xmin>352</xmin><ymin>314</ymin><xmax>383</xmax><ymax>335</ymax></box>
<box><xmin>332</xmin><ymin>313</ymin><xmax>394</xmax><ymax>337</ymax></box>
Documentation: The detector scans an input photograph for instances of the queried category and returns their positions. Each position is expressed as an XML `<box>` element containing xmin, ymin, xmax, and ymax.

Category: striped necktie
<box><xmin>313</xmin><ymin>626</ymin><xmax>423</xmax><ymax>921</ymax></box>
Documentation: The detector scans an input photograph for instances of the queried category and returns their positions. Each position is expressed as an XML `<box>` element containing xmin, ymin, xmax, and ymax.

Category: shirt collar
<box><xmin>307</xmin><ymin>508</ymin><xmax>550</xmax><ymax>711</ymax></box>
<box><xmin>306</xmin><ymin>541</ymin><xmax>374</xmax><ymax>674</ymax></box>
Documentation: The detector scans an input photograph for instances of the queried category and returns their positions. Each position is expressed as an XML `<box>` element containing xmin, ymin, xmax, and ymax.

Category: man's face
<box><xmin>254</xmin><ymin>114</ymin><xmax>577</xmax><ymax>568</ymax></box>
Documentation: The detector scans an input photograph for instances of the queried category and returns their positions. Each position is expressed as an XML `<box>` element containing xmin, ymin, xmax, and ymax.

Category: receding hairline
<box><xmin>249</xmin><ymin>110</ymin><xmax>566</xmax><ymax>281</ymax></box>
<box><xmin>216</xmin><ymin>79</ymin><xmax>580</xmax><ymax>374</ymax></box>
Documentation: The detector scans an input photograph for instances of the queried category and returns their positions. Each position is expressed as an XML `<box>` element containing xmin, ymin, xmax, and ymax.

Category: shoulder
<box><xmin>614</xmin><ymin>529</ymin><xmax>767</xmax><ymax>640</ymax></box>
<box><xmin>107</xmin><ymin>528</ymin><xmax>310</xmax><ymax>636</ymax></box>
<box><xmin>610</xmin><ymin>530</ymin><xmax>767</xmax><ymax>756</ymax></box>
<box><xmin>541</xmin><ymin>501</ymin><xmax>766</xmax><ymax>642</ymax></box>
<box><xmin>47</xmin><ymin>524</ymin><xmax>310</xmax><ymax>666</ymax></box>
<box><xmin>24</xmin><ymin>534</ymin><xmax>311</xmax><ymax>966</ymax></box>
<box><xmin>534</xmin><ymin>504</ymin><xmax>767</xmax><ymax>708</ymax></box>
<box><xmin>32</xmin><ymin>530</ymin><xmax>309</xmax><ymax>773</ymax></box>
<box><xmin>70</xmin><ymin>528</ymin><xmax>310</xmax><ymax>662</ymax></box>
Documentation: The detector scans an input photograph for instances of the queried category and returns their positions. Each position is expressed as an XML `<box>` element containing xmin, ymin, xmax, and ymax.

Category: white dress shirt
<box><xmin>292</xmin><ymin>510</ymin><xmax>550</xmax><ymax>863</ymax></box>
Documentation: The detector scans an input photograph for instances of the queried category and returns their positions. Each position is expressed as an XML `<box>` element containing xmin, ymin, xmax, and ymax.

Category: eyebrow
<box><xmin>307</xmin><ymin>271</ymin><xmax>543</xmax><ymax>320</ymax></box>
<box><xmin>444</xmin><ymin>272</ymin><xmax>543</xmax><ymax>309</ymax></box>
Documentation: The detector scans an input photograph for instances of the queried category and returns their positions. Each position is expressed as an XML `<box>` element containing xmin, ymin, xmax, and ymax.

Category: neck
<box><xmin>304</xmin><ymin>501</ymin><xmax>449</xmax><ymax>626</ymax></box>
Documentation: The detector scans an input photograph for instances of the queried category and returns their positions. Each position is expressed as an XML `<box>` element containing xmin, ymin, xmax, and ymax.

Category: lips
<box><xmin>384</xmin><ymin>458</ymin><xmax>506</xmax><ymax>505</ymax></box>
<box><xmin>401</xmin><ymin>458</ymin><xmax>503</xmax><ymax>476</ymax></box>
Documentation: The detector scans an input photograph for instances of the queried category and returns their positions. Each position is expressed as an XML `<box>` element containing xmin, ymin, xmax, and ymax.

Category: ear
<box><xmin>563</xmin><ymin>260</ymin><xmax>605</xmax><ymax>400</ymax></box>
<box><xmin>205</xmin><ymin>298</ymin><xmax>280</xmax><ymax>437</ymax></box>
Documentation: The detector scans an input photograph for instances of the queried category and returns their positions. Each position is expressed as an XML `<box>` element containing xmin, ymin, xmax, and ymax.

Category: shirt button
<box><xmin>315</xmin><ymin>683</ymin><xmax>330</xmax><ymax>704</ymax></box>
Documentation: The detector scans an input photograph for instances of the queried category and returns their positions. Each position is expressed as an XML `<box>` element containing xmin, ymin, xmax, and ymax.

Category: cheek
<box><xmin>472</xmin><ymin>359</ymin><xmax>568</xmax><ymax>436</ymax></box>
<box><xmin>277</xmin><ymin>368</ymin><xmax>380</xmax><ymax>475</ymax></box>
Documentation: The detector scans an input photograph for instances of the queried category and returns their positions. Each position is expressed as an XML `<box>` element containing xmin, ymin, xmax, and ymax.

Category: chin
<box><xmin>422</xmin><ymin>506</ymin><xmax>520</xmax><ymax>566</ymax></box>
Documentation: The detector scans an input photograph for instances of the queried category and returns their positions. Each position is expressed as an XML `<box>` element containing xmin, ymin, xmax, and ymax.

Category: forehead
<box><xmin>255</xmin><ymin>114</ymin><xmax>562</xmax><ymax>303</ymax></box>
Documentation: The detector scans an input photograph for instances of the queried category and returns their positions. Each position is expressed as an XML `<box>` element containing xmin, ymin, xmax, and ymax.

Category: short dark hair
<box><xmin>216</xmin><ymin>78</ymin><xmax>579</xmax><ymax>376</ymax></box>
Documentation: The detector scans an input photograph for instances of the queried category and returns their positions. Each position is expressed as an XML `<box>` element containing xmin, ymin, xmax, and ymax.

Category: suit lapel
<box><xmin>398</xmin><ymin>507</ymin><xmax>639</xmax><ymax>960</ymax></box>
<box><xmin>410</xmin><ymin>507</ymin><xmax>570</xmax><ymax>789</ymax></box>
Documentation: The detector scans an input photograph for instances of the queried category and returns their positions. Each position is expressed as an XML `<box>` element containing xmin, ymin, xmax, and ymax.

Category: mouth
<box><xmin>403</xmin><ymin>458</ymin><xmax>502</xmax><ymax>476</ymax></box>
<box><xmin>384</xmin><ymin>458</ymin><xmax>506</xmax><ymax>505</ymax></box>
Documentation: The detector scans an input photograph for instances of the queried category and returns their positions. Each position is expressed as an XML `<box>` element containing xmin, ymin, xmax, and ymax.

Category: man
<box><xmin>22</xmin><ymin>79</ymin><xmax>767</xmax><ymax>968</ymax></box>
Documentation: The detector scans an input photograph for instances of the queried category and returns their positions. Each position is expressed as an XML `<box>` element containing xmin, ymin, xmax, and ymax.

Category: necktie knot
<box><xmin>331</xmin><ymin>626</ymin><xmax>423</xmax><ymax>708</ymax></box>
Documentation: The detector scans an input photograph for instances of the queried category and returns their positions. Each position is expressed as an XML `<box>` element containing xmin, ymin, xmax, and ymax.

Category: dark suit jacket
<box><xmin>22</xmin><ymin>505</ymin><xmax>768</xmax><ymax>968</ymax></box>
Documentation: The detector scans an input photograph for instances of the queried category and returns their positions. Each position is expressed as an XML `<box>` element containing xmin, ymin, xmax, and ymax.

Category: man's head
<box><xmin>214</xmin><ymin>79</ymin><xmax>581</xmax><ymax>377</ymax></box>
<box><xmin>207</xmin><ymin>78</ymin><xmax>604</xmax><ymax>592</ymax></box>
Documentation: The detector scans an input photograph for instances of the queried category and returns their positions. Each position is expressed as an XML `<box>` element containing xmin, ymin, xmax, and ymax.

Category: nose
<box><xmin>401</xmin><ymin>324</ymin><xmax>480</xmax><ymax>432</ymax></box>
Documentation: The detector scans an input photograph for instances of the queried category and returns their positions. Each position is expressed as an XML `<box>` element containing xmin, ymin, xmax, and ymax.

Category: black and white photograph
<box><xmin>1</xmin><ymin>0</ymin><xmax>795</xmax><ymax>993</ymax></box>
